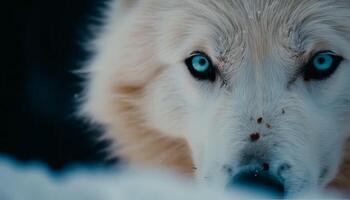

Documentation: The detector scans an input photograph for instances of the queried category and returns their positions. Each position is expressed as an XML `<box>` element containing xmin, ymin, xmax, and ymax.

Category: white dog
<box><xmin>81</xmin><ymin>0</ymin><xmax>350</xmax><ymax>197</ymax></box>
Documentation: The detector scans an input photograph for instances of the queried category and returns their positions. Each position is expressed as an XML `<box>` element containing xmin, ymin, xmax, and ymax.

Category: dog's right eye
<box><xmin>185</xmin><ymin>52</ymin><xmax>216</xmax><ymax>81</ymax></box>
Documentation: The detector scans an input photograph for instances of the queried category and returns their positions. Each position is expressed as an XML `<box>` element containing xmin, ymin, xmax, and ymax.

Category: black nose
<box><xmin>229</xmin><ymin>167</ymin><xmax>285</xmax><ymax>198</ymax></box>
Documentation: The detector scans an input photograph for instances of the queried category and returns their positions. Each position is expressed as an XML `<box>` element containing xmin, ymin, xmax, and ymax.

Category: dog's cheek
<box><xmin>142</xmin><ymin>65</ymin><xmax>202</xmax><ymax>138</ymax></box>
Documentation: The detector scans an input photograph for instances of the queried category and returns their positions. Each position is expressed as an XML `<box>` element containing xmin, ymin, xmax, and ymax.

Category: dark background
<box><xmin>3</xmin><ymin>0</ymin><xmax>115</xmax><ymax>170</ymax></box>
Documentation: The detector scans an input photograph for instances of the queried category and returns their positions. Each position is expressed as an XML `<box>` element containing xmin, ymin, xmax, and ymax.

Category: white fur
<box><xmin>81</xmin><ymin>0</ymin><xmax>350</xmax><ymax>197</ymax></box>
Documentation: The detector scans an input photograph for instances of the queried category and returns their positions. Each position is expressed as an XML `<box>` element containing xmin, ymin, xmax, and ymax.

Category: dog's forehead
<box><xmin>179</xmin><ymin>0</ymin><xmax>350</xmax><ymax>67</ymax></box>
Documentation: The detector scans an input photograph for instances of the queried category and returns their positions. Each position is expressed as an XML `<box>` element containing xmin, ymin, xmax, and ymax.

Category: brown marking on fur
<box><xmin>117</xmin><ymin>131</ymin><xmax>193</xmax><ymax>174</ymax></box>
<box><xmin>109</xmin><ymin>75</ymin><xmax>193</xmax><ymax>174</ymax></box>
<box><xmin>250</xmin><ymin>132</ymin><xmax>260</xmax><ymax>142</ymax></box>
<box><xmin>84</xmin><ymin>7</ymin><xmax>195</xmax><ymax>174</ymax></box>
<box><xmin>329</xmin><ymin>138</ymin><xmax>350</xmax><ymax>191</ymax></box>
<box><xmin>114</xmin><ymin>84</ymin><xmax>144</xmax><ymax>95</ymax></box>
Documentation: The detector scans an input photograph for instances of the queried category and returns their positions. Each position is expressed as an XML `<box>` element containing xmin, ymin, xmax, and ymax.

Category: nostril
<box><xmin>262</xmin><ymin>163</ymin><xmax>269</xmax><ymax>171</ymax></box>
<box><xmin>229</xmin><ymin>168</ymin><xmax>285</xmax><ymax>198</ymax></box>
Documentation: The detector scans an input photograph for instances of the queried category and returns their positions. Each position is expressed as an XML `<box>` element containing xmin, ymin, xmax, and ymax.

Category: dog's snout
<box><xmin>228</xmin><ymin>165</ymin><xmax>285</xmax><ymax>198</ymax></box>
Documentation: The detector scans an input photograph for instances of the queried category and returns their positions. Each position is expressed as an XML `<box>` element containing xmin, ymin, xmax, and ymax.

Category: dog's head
<box><xmin>83</xmin><ymin>0</ymin><xmax>350</xmax><ymax>197</ymax></box>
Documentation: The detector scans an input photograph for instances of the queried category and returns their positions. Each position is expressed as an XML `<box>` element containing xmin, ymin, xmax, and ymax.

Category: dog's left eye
<box><xmin>303</xmin><ymin>51</ymin><xmax>343</xmax><ymax>81</ymax></box>
<box><xmin>185</xmin><ymin>52</ymin><xmax>216</xmax><ymax>81</ymax></box>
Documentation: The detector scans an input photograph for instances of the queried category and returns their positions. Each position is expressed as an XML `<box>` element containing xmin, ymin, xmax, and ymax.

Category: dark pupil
<box><xmin>317</xmin><ymin>57</ymin><xmax>326</xmax><ymax>65</ymax></box>
<box><xmin>199</xmin><ymin>58</ymin><xmax>206</xmax><ymax>65</ymax></box>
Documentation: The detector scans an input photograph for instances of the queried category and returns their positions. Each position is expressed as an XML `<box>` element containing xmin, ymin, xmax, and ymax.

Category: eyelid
<box><xmin>312</xmin><ymin>50</ymin><xmax>336</xmax><ymax>57</ymax></box>
<box><xmin>190</xmin><ymin>51</ymin><xmax>209</xmax><ymax>57</ymax></box>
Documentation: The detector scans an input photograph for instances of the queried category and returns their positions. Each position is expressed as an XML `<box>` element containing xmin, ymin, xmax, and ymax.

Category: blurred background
<box><xmin>3</xmin><ymin>0</ymin><xmax>115</xmax><ymax>171</ymax></box>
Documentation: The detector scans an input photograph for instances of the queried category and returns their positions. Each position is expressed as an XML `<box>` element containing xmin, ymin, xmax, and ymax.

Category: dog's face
<box><xmin>84</xmin><ymin>0</ymin><xmax>350</xmax><ymax>197</ymax></box>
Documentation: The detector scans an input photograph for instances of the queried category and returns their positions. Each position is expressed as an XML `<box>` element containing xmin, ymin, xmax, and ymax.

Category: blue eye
<box><xmin>185</xmin><ymin>52</ymin><xmax>216</xmax><ymax>81</ymax></box>
<box><xmin>192</xmin><ymin>55</ymin><xmax>210</xmax><ymax>72</ymax></box>
<box><xmin>313</xmin><ymin>53</ymin><xmax>333</xmax><ymax>71</ymax></box>
<box><xmin>304</xmin><ymin>51</ymin><xmax>343</xmax><ymax>81</ymax></box>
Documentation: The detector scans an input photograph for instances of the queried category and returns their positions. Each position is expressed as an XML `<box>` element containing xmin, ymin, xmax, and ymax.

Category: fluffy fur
<box><xmin>0</xmin><ymin>158</ymin><xmax>344</xmax><ymax>199</ymax></box>
<box><xmin>81</xmin><ymin>0</ymin><xmax>350</xmax><ymax>196</ymax></box>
